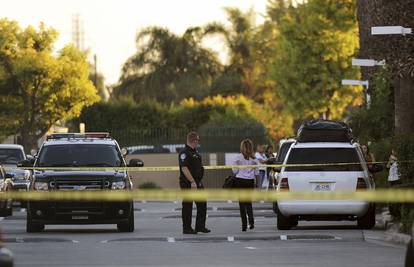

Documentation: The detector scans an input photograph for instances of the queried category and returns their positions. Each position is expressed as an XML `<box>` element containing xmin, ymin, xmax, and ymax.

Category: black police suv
<box><xmin>23</xmin><ymin>133</ymin><xmax>142</xmax><ymax>233</ymax></box>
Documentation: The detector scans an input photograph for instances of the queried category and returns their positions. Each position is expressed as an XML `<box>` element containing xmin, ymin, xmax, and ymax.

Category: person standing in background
<box><xmin>232</xmin><ymin>139</ymin><xmax>259</xmax><ymax>232</ymax></box>
<box><xmin>387</xmin><ymin>149</ymin><xmax>400</xmax><ymax>186</ymax></box>
<box><xmin>255</xmin><ymin>145</ymin><xmax>267</xmax><ymax>188</ymax></box>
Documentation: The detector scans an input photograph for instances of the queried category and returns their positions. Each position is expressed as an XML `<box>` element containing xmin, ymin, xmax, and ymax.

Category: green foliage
<box><xmin>395</xmin><ymin>134</ymin><xmax>414</xmax><ymax>184</ymax></box>
<box><xmin>348</xmin><ymin>67</ymin><xmax>394</xmax><ymax>142</ymax></box>
<box><xmin>0</xmin><ymin>19</ymin><xmax>99</xmax><ymax>149</ymax></box>
<box><xmin>270</xmin><ymin>0</ymin><xmax>362</xmax><ymax>119</ymax></box>
<box><xmin>114</xmin><ymin>27</ymin><xmax>221</xmax><ymax>103</ymax></box>
<box><xmin>204</xmin><ymin>8</ymin><xmax>276</xmax><ymax>100</ymax></box>
<box><xmin>73</xmin><ymin>95</ymin><xmax>293</xmax><ymax>145</ymax></box>
<box><xmin>72</xmin><ymin>97</ymin><xmax>171</xmax><ymax>131</ymax></box>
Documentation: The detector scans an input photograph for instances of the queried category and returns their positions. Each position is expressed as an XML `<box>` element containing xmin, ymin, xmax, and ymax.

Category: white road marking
<box><xmin>245</xmin><ymin>246</ymin><xmax>257</xmax><ymax>250</ymax></box>
<box><xmin>72</xmin><ymin>240</ymin><xmax>80</xmax><ymax>243</ymax></box>
<box><xmin>101</xmin><ymin>240</ymin><xmax>108</xmax><ymax>243</ymax></box>
<box><xmin>227</xmin><ymin>236</ymin><xmax>234</xmax><ymax>242</ymax></box>
<box><xmin>280</xmin><ymin>235</ymin><xmax>288</xmax><ymax>240</ymax></box>
<box><xmin>167</xmin><ymin>237</ymin><xmax>175</xmax><ymax>243</ymax></box>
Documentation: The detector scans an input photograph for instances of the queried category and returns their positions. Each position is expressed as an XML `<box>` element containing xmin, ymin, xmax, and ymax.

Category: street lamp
<box><xmin>341</xmin><ymin>79</ymin><xmax>371</xmax><ymax>109</ymax></box>
<box><xmin>352</xmin><ymin>58</ymin><xmax>385</xmax><ymax>67</ymax></box>
<box><xmin>371</xmin><ymin>26</ymin><xmax>412</xmax><ymax>36</ymax></box>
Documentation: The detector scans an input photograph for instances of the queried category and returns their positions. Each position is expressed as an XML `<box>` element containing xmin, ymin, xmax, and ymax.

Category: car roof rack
<box><xmin>46</xmin><ymin>132</ymin><xmax>112</xmax><ymax>140</ymax></box>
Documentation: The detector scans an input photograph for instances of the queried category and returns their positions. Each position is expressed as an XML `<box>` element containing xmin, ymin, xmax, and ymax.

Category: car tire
<box><xmin>117</xmin><ymin>207</ymin><xmax>135</xmax><ymax>232</ymax></box>
<box><xmin>405</xmin><ymin>239</ymin><xmax>413</xmax><ymax>267</ymax></box>
<box><xmin>6</xmin><ymin>203</ymin><xmax>12</xmax><ymax>217</ymax></box>
<box><xmin>357</xmin><ymin>204</ymin><xmax>376</xmax><ymax>229</ymax></box>
<box><xmin>276</xmin><ymin>206</ymin><xmax>291</xmax><ymax>230</ymax></box>
<box><xmin>26</xmin><ymin>213</ymin><xmax>44</xmax><ymax>233</ymax></box>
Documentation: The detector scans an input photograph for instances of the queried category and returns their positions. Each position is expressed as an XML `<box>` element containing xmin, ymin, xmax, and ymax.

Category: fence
<box><xmin>111</xmin><ymin>126</ymin><xmax>270</xmax><ymax>153</ymax></box>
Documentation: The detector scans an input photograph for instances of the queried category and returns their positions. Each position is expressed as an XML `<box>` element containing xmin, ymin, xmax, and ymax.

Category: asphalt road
<box><xmin>1</xmin><ymin>201</ymin><xmax>406</xmax><ymax>267</ymax></box>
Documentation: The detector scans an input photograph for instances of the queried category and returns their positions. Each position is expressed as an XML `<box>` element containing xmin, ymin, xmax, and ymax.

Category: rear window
<box><xmin>285</xmin><ymin>148</ymin><xmax>363</xmax><ymax>172</ymax></box>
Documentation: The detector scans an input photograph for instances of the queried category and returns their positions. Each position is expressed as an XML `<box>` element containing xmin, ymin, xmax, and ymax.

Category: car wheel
<box><xmin>117</xmin><ymin>207</ymin><xmax>135</xmax><ymax>232</ymax></box>
<box><xmin>357</xmin><ymin>204</ymin><xmax>376</xmax><ymax>229</ymax></box>
<box><xmin>405</xmin><ymin>239</ymin><xmax>413</xmax><ymax>267</ymax></box>
<box><xmin>276</xmin><ymin>206</ymin><xmax>291</xmax><ymax>230</ymax></box>
<box><xmin>26</xmin><ymin>213</ymin><xmax>44</xmax><ymax>233</ymax></box>
<box><xmin>6</xmin><ymin>203</ymin><xmax>12</xmax><ymax>217</ymax></box>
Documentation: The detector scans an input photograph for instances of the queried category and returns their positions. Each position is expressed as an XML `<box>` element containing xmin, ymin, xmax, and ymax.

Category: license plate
<box><xmin>72</xmin><ymin>216</ymin><xmax>88</xmax><ymax>220</ymax></box>
<box><xmin>312</xmin><ymin>183</ymin><xmax>332</xmax><ymax>191</ymax></box>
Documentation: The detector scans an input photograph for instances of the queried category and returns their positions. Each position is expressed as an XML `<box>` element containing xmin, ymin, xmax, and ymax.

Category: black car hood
<box><xmin>33</xmin><ymin>170</ymin><xmax>127</xmax><ymax>179</ymax></box>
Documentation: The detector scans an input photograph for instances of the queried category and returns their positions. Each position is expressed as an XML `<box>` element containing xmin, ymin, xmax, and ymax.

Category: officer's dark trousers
<box><xmin>235</xmin><ymin>178</ymin><xmax>254</xmax><ymax>229</ymax></box>
<box><xmin>180</xmin><ymin>181</ymin><xmax>207</xmax><ymax>230</ymax></box>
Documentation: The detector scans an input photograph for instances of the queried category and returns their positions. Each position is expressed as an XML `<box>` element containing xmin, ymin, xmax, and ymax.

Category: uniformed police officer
<box><xmin>179</xmin><ymin>131</ymin><xmax>210</xmax><ymax>234</ymax></box>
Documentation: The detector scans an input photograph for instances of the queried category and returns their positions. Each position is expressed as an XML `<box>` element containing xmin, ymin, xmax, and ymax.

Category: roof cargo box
<box><xmin>297</xmin><ymin>119</ymin><xmax>353</xmax><ymax>142</ymax></box>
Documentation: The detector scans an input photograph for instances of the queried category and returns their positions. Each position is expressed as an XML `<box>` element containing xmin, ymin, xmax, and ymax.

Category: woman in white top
<box><xmin>255</xmin><ymin>145</ymin><xmax>268</xmax><ymax>189</ymax></box>
<box><xmin>232</xmin><ymin>139</ymin><xmax>259</xmax><ymax>231</ymax></box>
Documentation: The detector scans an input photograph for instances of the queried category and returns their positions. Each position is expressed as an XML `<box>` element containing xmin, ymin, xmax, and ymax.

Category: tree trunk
<box><xmin>394</xmin><ymin>76</ymin><xmax>414</xmax><ymax>134</ymax></box>
<box><xmin>19</xmin><ymin>127</ymin><xmax>38</xmax><ymax>154</ymax></box>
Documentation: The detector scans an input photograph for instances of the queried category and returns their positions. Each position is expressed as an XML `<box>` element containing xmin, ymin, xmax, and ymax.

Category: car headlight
<box><xmin>34</xmin><ymin>182</ymin><xmax>48</xmax><ymax>191</ymax></box>
<box><xmin>111</xmin><ymin>181</ymin><xmax>126</xmax><ymax>190</ymax></box>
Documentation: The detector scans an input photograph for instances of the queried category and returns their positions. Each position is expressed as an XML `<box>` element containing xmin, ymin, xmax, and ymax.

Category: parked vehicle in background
<box><xmin>0</xmin><ymin>227</ymin><xmax>13</xmax><ymax>267</ymax></box>
<box><xmin>0</xmin><ymin>145</ymin><xmax>32</xmax><ymax>206</ymax></box>
<box><xmin>23</xmin><ymin>133</ymin><xmax>142</xmax><ymax>233</ymax></box>
<box><xmin>0</xmin><ymin>166</ymin><xmax>13</xmax><ymax>217</ymax></box>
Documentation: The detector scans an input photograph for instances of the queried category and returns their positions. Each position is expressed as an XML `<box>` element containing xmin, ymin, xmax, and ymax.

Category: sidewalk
<box><xmin>368</xmin><ymin>207</ymin><xmax>412</xmax><ymax>245</ymax></box>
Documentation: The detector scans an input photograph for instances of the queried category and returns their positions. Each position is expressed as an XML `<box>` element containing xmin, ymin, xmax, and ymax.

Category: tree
<box><xmin>114</xmin><ymin>27</ymin><xmax>221</xmax><ymax>103</ymax></box>
<box><xmin>270</xmin><ymin>0</ymin><xmax>362</xmax><ymax>119</ymax></box>
<box><xmin>0</xmin><ymin>19</ymin><xmax>99</xmax><ymax>150</ymax></box>
<box><xmin>204</xmin><ymin>8</ymin><xmax>270</xmax><ymax>99</ymax></box>
<box><xmin>356</xmin><ymin>0</ymin><xmax>414</xmax><ymax>134</ymax></box>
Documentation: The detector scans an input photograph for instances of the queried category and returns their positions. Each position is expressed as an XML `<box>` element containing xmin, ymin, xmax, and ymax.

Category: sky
<box><xmin>0</xmin><ymin>0</ymin><xmax>268</xmax><ymax>85</ymax></box>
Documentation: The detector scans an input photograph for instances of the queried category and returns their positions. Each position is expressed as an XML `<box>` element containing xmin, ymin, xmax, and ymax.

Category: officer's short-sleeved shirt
<box><xmin>179</xmin><ymin>144</ymin><xmax>204</xmax><ymax>183</ymax></box>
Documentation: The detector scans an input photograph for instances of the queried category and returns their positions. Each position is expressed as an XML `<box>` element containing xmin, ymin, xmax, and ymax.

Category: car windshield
<box><xmin>0</xmin><ymin>148</ymin><xmax>25</xmax><ymax>164</ymax></box>
<box><xmin>285</xmin><ymin>147</ymin><xmax>363</xmax><ymax>172</ymax></box>
<box><xmin>36</xmin><ymin>144</ymin><xmax>124</xmax><ymax>167</ymax></box>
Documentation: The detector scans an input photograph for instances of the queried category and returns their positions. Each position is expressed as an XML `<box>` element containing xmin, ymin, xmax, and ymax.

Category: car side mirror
<box><xmin>4</xmin><ymin>173</ymin><xmax>14</xmax><ymax>179</ymax></box>
<box><xmin>26</xmin><ymin>154</ymin><xmax>34</xmax><ymax>160</ymax></box>
<box><xmin>128</xmin><ymin>158</ymin><xmax>144</xmax><ymax>167</ymax></box>
<box><xmin>18</xmin><ymin>158</ymin><xmax>35</xmax><ymax>168</ymax></box>
<box><xmin>369</xmin><ymin>163</ymin><xmax>383</xmax><ymax>173</ymax></box>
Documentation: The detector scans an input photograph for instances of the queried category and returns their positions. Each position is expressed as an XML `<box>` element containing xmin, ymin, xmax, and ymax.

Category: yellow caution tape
<box><xmin>5</xmin><ymin>160</ymin><xmax>411</xmax><ymax>172</ymax></box>
<box><xmin>0</xmin><ymin>189</ymin><xmax>413</xmax><ymax>202</ymax></box>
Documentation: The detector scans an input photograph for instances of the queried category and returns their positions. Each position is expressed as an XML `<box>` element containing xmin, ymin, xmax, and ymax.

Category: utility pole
<box><xmin>94</xmin><ymin>54</ymin><xmax>98</xmax><ymax>88</ymax></box>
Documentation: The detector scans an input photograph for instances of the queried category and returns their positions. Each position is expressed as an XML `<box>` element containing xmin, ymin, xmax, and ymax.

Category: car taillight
<box><xmin>356</xmin><ymin>178</ymin><xmax>367</xmax><ymax>190</ymax></box>
<box><xmin>280</xmin><ymin>177</ymin><xmax>289</xmax><ymax>191</ymax></box>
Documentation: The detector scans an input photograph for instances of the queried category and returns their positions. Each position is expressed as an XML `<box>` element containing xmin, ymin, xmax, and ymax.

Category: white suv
<box><xmin>276</xmin><ymin>141</ymin><xmax>378</xmax><ymax>230</ymax></box>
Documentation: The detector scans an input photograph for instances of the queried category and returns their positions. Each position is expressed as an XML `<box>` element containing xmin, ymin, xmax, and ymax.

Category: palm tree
<box><xmin>115</xmin><ymin>27</ymin><xmax>221</xmax><ymax>103</ymax></box>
